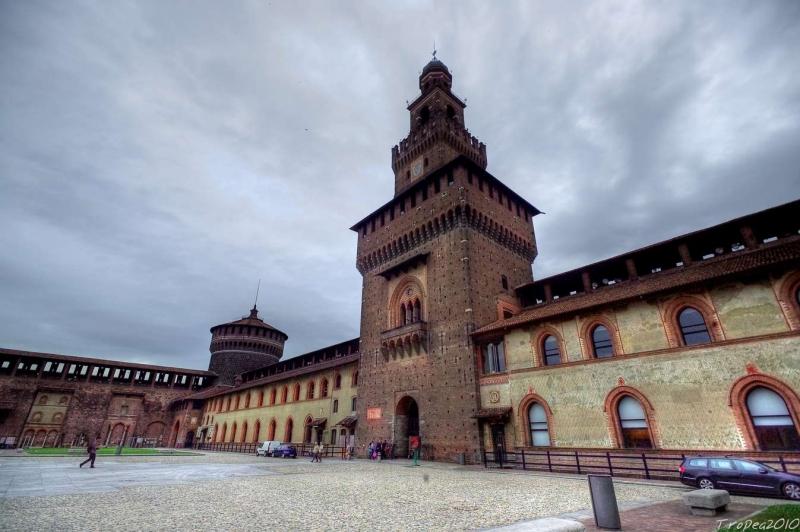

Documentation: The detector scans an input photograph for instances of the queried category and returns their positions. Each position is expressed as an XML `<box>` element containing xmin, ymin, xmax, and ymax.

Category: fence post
<box><xmin>547</xmin><ymin>450</ymin><xmax>552</xmax><ymax>472</ymax></box>
<box><xmin>575</xmin><ymin>450</ymin><xmax>581</xmax><ymax>474</ymax></box>
<box><xmin>780</xmin><ymin>456</ymin><xmax>787</xmax><ymax>473</ymax></box>
<box><xmin>606</xmin><ymin>451</ymin><xmax>614</xmax><ymax>477</ymax></box>
<box><xmin>642</xmin><ymin>453</ymin><xmax>650</xmax><ymax>480</ymax></box>
<box><xmin>521</xmin><ymin>449</ymin><xmax>526</xmax><ymax>470</ymax></box>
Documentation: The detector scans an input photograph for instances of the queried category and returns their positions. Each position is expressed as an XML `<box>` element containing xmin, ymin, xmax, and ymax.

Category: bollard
<box><xmin>588</xmin><ymin>474</ymin><xmax>621</xmax><ymax>530</ymax></box>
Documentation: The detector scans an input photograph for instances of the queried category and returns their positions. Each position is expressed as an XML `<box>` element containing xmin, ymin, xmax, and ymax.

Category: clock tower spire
<box><xmin>391</xmin><ymin>57</ymin><xmax>487</xmax><ymax>195</ymax></box>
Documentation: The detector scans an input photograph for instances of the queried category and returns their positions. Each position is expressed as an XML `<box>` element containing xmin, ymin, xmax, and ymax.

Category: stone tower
<box><xmin>208</xmin><ymin>305</ymin><xmax>287</xmax><ymax>385</ymax></box>
<box><xmin>352</xmin><ymin>57</ymin><xmax>541</xmax><ymax>461</ymax></box>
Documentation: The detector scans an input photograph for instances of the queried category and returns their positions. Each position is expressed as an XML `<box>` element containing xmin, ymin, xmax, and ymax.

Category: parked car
<box><xmin>680</xmin><ymin>457</ymin><xmax>800</xmax><ymax>500</ymax></box>
<box><xmin>272</xmin><ymin>444</ymin><xmax>297</xmax><ymax>459</ymax></box>
<box><xmin>256</xmin><ymin>441</ymin><xmax>282</xmax><ymax>457</ymax></box>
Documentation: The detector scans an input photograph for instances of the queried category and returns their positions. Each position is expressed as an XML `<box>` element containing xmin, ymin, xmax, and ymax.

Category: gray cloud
<box><xmin>1</xmin><ymin>0</ymin><xmax>799</xmax><ymax>369</ymax></box>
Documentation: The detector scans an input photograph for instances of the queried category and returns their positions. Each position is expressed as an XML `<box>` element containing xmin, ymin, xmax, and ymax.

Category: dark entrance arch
<box><xmin>184</xmin><ymin>430</ymin><xmax>194</xmax><ymax>448</ymax></box>
<box><xmin>394</xmin><ymin>396</ymin><xmax>419</xmax><ymax>459</ymax></box>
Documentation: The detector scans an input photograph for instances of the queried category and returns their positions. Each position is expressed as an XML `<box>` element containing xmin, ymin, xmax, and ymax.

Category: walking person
<box><xmin>318</xmin><ymin>442</ymin><xmax>324</xmax><ymax>463</ymax></box>
<box><xmin>310</xmin><ymin>442</ymin><xmax>319</xmax><ymax>462</ymax></box>
<box><xmin>79</xmin><ymin>436</ymin><xmax>97</xmax><ymax>468</ymax></box>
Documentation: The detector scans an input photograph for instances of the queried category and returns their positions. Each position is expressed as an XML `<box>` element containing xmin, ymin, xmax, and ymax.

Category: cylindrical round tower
<box><xmin>208</xmin><ymin>305</ymin><xmax>287</xmax><ymax>385</ymax></box>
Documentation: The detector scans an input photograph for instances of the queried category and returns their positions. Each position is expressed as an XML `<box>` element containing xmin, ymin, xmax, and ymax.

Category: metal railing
<box><xmin>483</xmin><ymin>448</ymin><xmax>800</xmax><ymax>480</ymax></box>
<box><xmin>193</xmin><ymin>441</ymin><xmax>353</xmax><ymax>458</ymax></box>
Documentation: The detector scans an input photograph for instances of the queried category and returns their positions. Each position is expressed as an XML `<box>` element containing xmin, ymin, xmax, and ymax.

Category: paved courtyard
<box><xmin>0</xmin><ymin>452</ymin><xmax>777</xmax><ymax>531</ymax></box>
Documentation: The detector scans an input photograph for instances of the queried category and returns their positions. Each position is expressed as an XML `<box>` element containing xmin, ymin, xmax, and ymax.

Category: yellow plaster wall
<box><xmin>498</xmin><ymin>336</ymin><xmax>800</xmax><ymax>450</ymax></box>
<box><xmin>710</xmin><ymin>280</ymin><xmax>789</xmax><ymax>339</ymax></box>
<box><xmin>204</xmin><ymin>361</ymin><xmax>359</xmax><ymax>444</ymax></box>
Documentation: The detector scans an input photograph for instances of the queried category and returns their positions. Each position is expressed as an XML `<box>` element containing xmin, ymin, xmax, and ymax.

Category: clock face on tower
<box><xmin>411</xmin><ymin>158</ymin><xmax>424</xmax><ymax>178</ymax></box>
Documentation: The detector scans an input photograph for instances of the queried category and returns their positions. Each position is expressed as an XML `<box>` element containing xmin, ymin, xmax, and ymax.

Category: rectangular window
<box><xmin>351</xmin><ymin>397</ymin><xmax>357</xmax><ymax>412</ymax></box>
<box><xmin>333</xmin><ymin>399</ymin><xmax>338</xmax><ymax>413</ymax></box>
<box><xmin>710</xmin><ymin>459</ymin><xmax>735</xmax><ymax>470</ymax></box>
<box><xmin>688</xmin><ymin>459</ymin><xmax>708</xmax><ymax>468</ymax></box>
<box><xmin>482</xmin><ymin>341</ymin><xmax>506</xmax><ymax>374</ymax></box>
<box><xmin>447</xmin><ymin>172</ymin><xmax>454</xmax><ymax>186</ymax></box>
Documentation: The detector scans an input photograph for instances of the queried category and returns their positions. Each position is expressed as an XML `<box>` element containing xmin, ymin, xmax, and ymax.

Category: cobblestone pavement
<box><xmin>0</xmin><ymin>453</ymin><xmax>778</xmax><ymax>531</ymax></box>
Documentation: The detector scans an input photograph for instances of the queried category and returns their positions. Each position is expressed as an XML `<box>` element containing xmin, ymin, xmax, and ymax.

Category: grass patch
<box><xmin>23</xmin><ymin>447</ymin><xmax>198</xmax><ymax>456</ymax></box>
<box><xmin>719</xmin><ymin>504</ymin><xmax>800</xmax><ymax>532</ymax></box>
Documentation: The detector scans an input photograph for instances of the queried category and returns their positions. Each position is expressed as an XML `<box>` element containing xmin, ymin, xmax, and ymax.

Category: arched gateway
<box><xmin>394</xmin><ymin>396</ymin><xmax>419</xmax><ymax>459</ymax></box>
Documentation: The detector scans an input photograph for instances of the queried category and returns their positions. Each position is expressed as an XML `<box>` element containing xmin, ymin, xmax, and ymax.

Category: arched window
<box><xmin>234</xmin><ymin>396</ymin><xmax>240</xmax><ymax>410</ymax></box>
<box><xmin>591</xmin><ymin>325</ymin><xmax>614</xmax><ymax>358</ymax></box>
<box><xmin>240</xmin><ymin>421</ymin><xmax>248</xmax><ymax>443</ymax></box>
<box><xmin>285</xmin><ymin>418</ymin><xmax>294</xmax><ymax>443</ymax></box>
<box><xmin>352</xmin><ymin>371</ymin><xmax>358</xmax><ymax>387</ymax></box>
<box><xmin>269</xmin><ymin>388</ymin><xmax>276</xmax><ymax>405</ymax></box>
<box><xmin>542</xmin><ymin>335</ymin><xmax>562</xmax><ymax>366</ymax></box>
<box><xmin>258</xmin><ymin>390</ymin><xmax>264</xmax><ymax>407</ymax></box>
<box><xmin>617</xmin><ymin>396</ymin><xmax>653</xmax><ymax>449</ymax></box>
<box><xmin>528</xmin><ymin>403</ymin><xmax>550</xmax><ymax>446</ymax></box>
<box><xmin>244</xmin><ymin>393</ymin><xmax>250</xmax><ymax>409</ymax></box>
<box><xmin>333</xmin><ymin>399</ymin><xmax>339</xmax><ymax>413</ymax></box>
<box><xmin>281</xmin><ymin>386</ymin><xmax>288</xmax><ymax>403</ymax></box>
<box><xmin>253</xmin><ymin>420</ymin><xmax>261</xmax><ymax>442</ymax></box>
<box><xmin>213</xmin><ymin>424</ymin><xmax>219</xmax><ymax>443</ymax></box>
<box><xmin>746</xmin><ymin>387</ymin><xmax>800</xmax><ymax>451</ymax></box>
<box><xmin>389</xmin><ymin>277</ymin><xmax>426</xmax><ymax>328</ymax></box>
<box><xmin>321</xmin><ymin>379</ymin><xmax>329</xmax><ymax>398</ymax></box>
<box><xmin>230</xmin><ymin>422</ymin><xmax>237</xmax><ymax>443</ymax></box>
<box><xmin>268</xmin><ymin>419</ymin><xmax>276</xmax><ymax>440</ymax></box>
<box><xmin>307</xmin><ymin>381</ymin><xmax>315</xmax><ymax>400</ymax></box>
<box><xmin>334</xmin><ymin>374</ymin><xmax>342</xmax><ymax>389</ymax></box>
<box><xmin>220</xmin><ymin>423</ymin><xmax>227</xmax><ymax>443</ymax></box>
<box><xmin>293</xmin><ymin>383</ymin><xmax>300</xmax><ymax>401</ymax></box>
<box><xmin>678</xmin><ymin>307</ymin><xmax>711</xmax><ymax>346</ymax></box>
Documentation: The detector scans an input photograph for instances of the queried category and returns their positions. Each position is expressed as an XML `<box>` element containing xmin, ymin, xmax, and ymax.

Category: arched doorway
<box><xmin>303</xmin><ymin>417</ymin><xmax>313</xmax><ymax>444</ymax></box>
<box><xmin>184</xmin><ymin>430</ymin><xmax>194</xmax><ymax>448</ymax></box>
<box><xmin>110</xmin><ymin>423</ymin><xmax>127</xmax><ymax>446</ymax></box>
<box><xmin>394</xmin><ymin>396</ymin><xmax>419</xmax><ymax>459</ymax></box>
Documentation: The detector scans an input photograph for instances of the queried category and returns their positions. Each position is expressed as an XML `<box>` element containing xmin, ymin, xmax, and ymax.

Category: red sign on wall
<box><xmin>366</xmin><ymin>407</ymin><xmax>382</xmax><ymax>420</ymax></box>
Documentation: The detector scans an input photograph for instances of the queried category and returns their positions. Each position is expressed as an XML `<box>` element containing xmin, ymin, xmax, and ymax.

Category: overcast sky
<box><xmin>1</xmin><ymin>0</ymin><xmax>799</xmax><ymax>370</ymax></box>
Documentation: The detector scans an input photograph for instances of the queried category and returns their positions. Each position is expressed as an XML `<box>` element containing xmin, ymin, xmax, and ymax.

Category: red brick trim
<box><xmin>578</xmin><ymin>314</ymin><xmax>624</xmax><ymax>359</ymax></box>
<box><xmin>728</xmin><ymin>373</ymin><xmax>800</xmax><ymax>451</ymax></box>
<box><xmin>660</xmin><ymin>293</ymin><xmax>724</xmax><ymax>347</ymax></box>
<box><xmin>479</xmin><ymin>374</ymin><xmax>509</xmax><ymax>385</ymax></box>
<box><xmin>267</xmin><ymin>418</ymin><xmax>276</xmax><ymax>440</ymax></box>
<box><xmin>496</xmin><ymin>295</ymin><xmax>521</xmax><ymax>321</ymax></box>
<box><xmin>532</xmin><ymin>326</ymin><xmax>567</xmax><ymax>367</ymax></box>
<box><xmin>774</xmin><ymin>271</ymin><xmax>800</xmax><ymax>331</ymax></box>
<box><xmin>604</xmin><ymin>386</ymin><xmax>660</xmax><ymax>449</ymax></box>
<box><xmin>518</xmin><ymin>392</ymin><xmax>554</xmax><ymax>447</ymax></box>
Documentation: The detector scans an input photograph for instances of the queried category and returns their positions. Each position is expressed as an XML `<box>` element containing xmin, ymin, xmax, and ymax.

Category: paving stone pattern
<box><xmin>0</xmin><ymin>453</ymin><xmax>780</xmax><ymax>531</ymax></box>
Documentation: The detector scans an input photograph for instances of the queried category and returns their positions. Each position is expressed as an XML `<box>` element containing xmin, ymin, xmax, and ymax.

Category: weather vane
<box><xmin>432</xmin><ymin>40</ymin><xmax>437</xmax><ymax>60</ymax></box>
<box><xmin>253</xmin><ymin>279</ymin><xmax>261</xmax><ymax>309</ymax></box>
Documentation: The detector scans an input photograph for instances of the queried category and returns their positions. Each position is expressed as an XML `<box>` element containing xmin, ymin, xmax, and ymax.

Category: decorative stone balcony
<box><xmin>380</xmin><ymin>321</ymin><xmax>429</xmax><ymax>359</ymax></box>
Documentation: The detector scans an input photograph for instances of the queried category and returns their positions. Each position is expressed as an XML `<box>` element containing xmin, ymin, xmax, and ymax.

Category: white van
<box><xmin>256</xmin><ymin>441</ymin><xmax>282</xmax><ymax>457</ymax></box>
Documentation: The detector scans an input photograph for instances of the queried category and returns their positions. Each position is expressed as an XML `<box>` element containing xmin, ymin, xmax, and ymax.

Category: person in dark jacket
<box><xmin>79</xmin><ymin>437</ymin><xmax>97</xmax><ymax>468</ymax></box>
